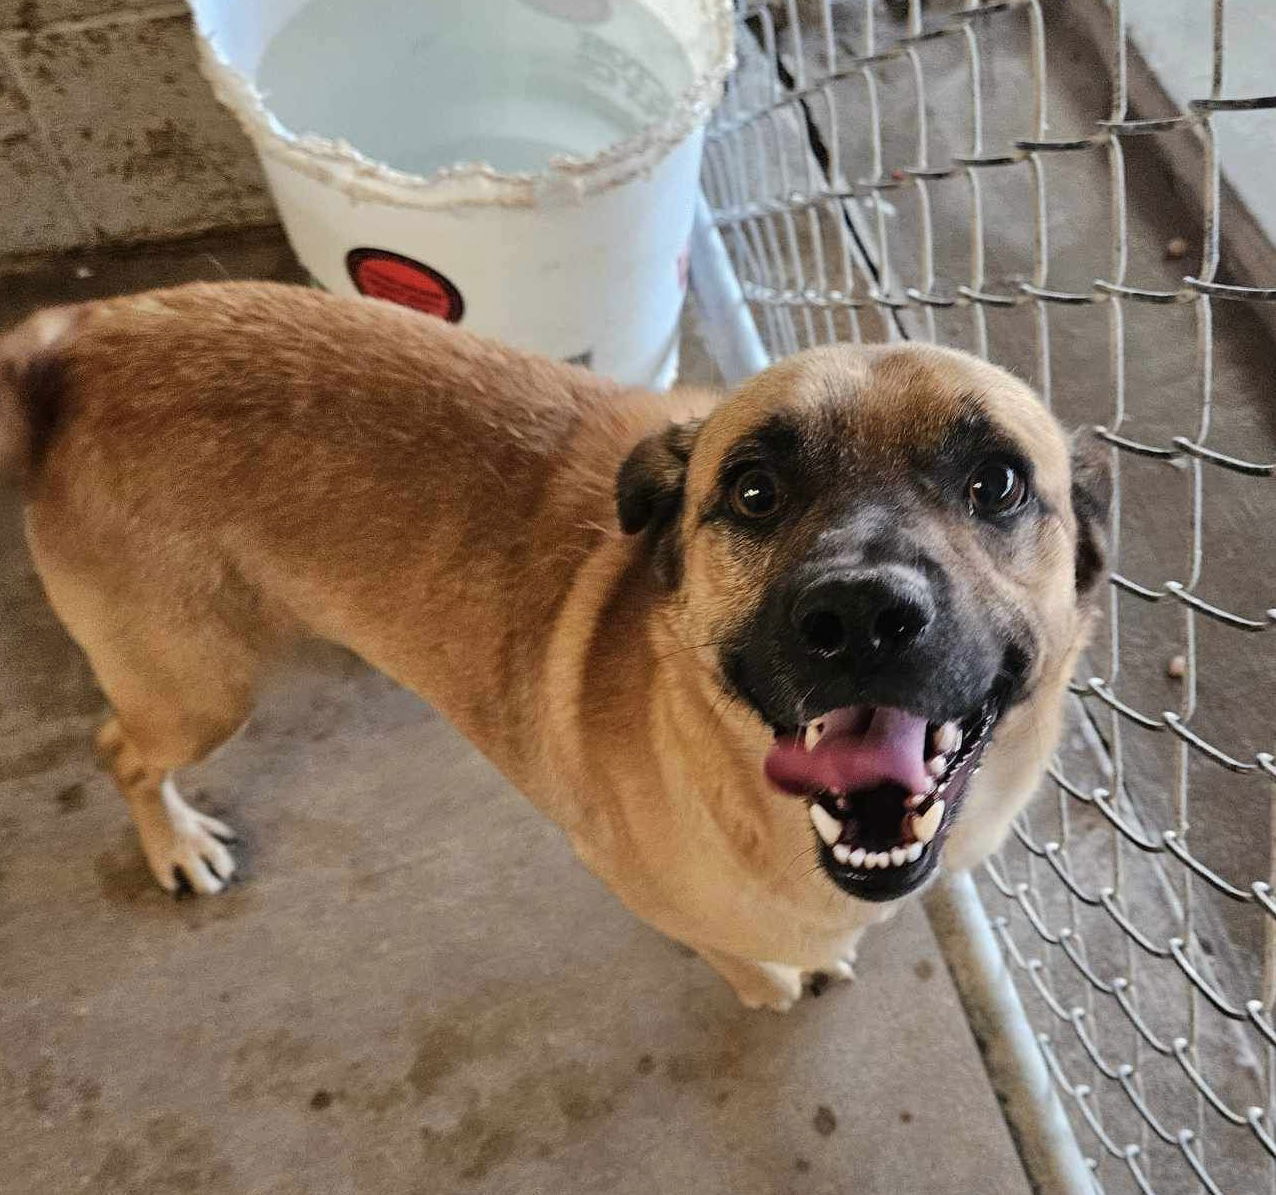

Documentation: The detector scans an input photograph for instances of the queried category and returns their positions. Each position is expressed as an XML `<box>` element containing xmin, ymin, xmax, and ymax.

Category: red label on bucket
<box><xmin>346</xmin><ymin>249</ymin><xmax>464</xmax><ymax>322</ymax></box>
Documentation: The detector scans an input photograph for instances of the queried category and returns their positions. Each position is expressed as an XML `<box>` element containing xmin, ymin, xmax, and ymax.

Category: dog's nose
<box><xmin>792</xmin><ymin>568</ymin><xmax>935</xmax><ymax>660</ymax></box>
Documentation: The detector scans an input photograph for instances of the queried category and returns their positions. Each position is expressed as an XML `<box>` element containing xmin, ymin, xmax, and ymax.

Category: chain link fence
<box><xmin>697</xmin><ymin>2</ymin><xmax>1276</xmax><ymax>1190</ymax></box>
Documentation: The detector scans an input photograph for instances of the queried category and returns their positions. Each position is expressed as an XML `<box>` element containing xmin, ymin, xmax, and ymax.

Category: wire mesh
<box><xmin>700</xmin><ymin>2</ymin><xmax>1276</xmax><ymax>1191</ymax></box>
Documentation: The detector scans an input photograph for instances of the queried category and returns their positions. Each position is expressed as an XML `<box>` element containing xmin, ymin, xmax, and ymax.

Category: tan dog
<box><xmin>0</xmin><ymin>283</ymin><xmax>1107</xmax><ymax>1010</ymax></box>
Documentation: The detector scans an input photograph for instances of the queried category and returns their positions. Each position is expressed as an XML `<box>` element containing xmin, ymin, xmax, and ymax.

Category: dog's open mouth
<box><xmin>764</xmin><ymin>702</ymin><xmax>997</xmax><ymax>900</ymax></box>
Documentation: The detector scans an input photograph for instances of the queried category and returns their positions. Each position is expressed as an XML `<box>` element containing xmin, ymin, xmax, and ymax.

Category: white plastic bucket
<box><xmin>189</xmin><ymin>0</ymin><xmax>733</xmax><ymax>389</ymax></box>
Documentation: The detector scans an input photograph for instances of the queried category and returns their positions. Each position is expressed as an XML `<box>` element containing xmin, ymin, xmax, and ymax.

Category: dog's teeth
<box><xmin>862</xmin><ymin>852</ymin><xmax>879</xmax><ymax>870</ymax></box>
<box><xmin>905</xmin><ymin>793</ymin><xmax>925</xmax><ymax>809</ymax></box>
<box><xmin>926</xmin><ymin>753</ymin><xmax>948</xmax><ymax>778</ymax></box>
<box><xmin>809</xmin><ymin>803</ymin><xmax>843</xmax><ymax>846</ymax></box>
<box><xmin>906</xmin><ymin>841</ymin><xmax>924</xmax><ymax>863</ymax></box>
<box><xmin>890</xmin><ymin>846</ymin><xmax>908</xmax><ymax>867</ymax></box>
<box><xmin>935</xmin><ymin>721</ymin><xmax>961</xmax><ymax>755</ymax></box>
<box><xmin>832</xmin><ymin>842</ymin><xmax>852</xmax><ymax>864</ymax></box>
<box><xmin>848</xmin><ymin>848</ymin><xmax>866</xmax><ymax>868</ymax></box>
<box><xmin>804</xmin><ymin>719</ymin><xmax>827</xmax><ymax>751</ymax></box>
<box><xmin>910</xmin><ymin>800</ymin><xmax>945</xmax><ymax>845</ymax></box>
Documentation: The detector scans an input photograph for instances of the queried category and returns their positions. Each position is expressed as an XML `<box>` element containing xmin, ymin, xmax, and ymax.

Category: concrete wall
<box><xmin>0</xmin><ymin>1</ymin><xmax>276</xmax><ymax>268</ymax></box>
<box><xmin>1124</xmin><ymin>0</ymin><xmax>1276</xmax><ymax>267</ymax></box>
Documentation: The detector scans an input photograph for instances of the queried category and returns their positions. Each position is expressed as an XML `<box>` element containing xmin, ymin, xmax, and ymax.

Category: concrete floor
<box><xmin>0</xmin><ymin>237</ymin><xmax>1031</xmax><ymax>1194</ymax></box>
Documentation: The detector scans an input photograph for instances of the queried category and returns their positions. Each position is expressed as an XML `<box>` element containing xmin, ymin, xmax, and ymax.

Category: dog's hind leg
<box><xmin>90</xmin><ymin>640</ymin><xmax>256</xmax><ymax>895</ymax></box>
<box><xmin>93</xmin><ymin>707</ymin><xmax>244</xmax><ymax>897</ymax></box>
<box><xmin>30</xmin><ymin>538</ymin><xmax>268</xmax><ymax>896</ymax></box>
<box><xmin>698</xmin><ymin>948</ymin><xmax>804</xmax><ymax>1012</ymax></box>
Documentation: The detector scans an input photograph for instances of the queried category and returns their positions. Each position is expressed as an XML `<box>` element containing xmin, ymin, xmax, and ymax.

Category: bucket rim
<box><xmin>192</xmin><ymin>0</ymin><xmax>735</xmax><ymax>210</ymax></box>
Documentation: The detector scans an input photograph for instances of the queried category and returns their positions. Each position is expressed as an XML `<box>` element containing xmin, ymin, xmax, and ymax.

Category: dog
<box><xmin>0</xmin><ymin>282</ymin><xmax>1107</xmax><ymax>1010</ymax></box>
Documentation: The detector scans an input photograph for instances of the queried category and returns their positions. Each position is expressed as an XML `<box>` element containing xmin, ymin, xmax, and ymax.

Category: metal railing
<box><xmin>693</xmin><ymin>2</ymin><xmax>1276</xmax><ymax>1191</ymax></box>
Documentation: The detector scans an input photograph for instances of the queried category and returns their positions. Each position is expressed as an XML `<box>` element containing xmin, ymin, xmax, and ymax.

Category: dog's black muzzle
<box><xmin>731</xmin><ymin>549</ymin><xmax>1007</xmax><ymax>729</ymax></box>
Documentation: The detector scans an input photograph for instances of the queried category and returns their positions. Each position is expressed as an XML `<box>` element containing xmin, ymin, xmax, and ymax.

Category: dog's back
<box><xmin>3</xmin><ymin>284</ymin><xmax>635</xmax><ymax>673</ymax></box>
<box><xmin>4</xmin><ymin>282</ymin><xmax>618</xmax><ymax>539</ymax></box>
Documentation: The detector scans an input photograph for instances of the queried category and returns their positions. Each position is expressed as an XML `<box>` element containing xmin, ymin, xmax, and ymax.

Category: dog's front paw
<box><xmin>804</xmin><ymin>958</ymin><xmax>855</xmax><ymax>999</ymax></box>
<box><xmin>732</xmin><ymin>962</ymin><xmax>805</xmax><ymax>1013</ymax></box>
<box><xmin>138</xmin><ymin>779</ymin><xmax>238</xmax><ymax>896</ymax></box>
<box><xmin>699</xmin><ymin>948</ymin><xmax>804</xmax><ymax>1011</ymax></box>
<box><xmin>740</xmin><ymin>990</ymin><xmax>798</xmax><ymax>1014</ymax></box>
<box><xmin>829</xmin><ymin>957</ymin><xmax>855</xmax><ymax>981</ymax></box>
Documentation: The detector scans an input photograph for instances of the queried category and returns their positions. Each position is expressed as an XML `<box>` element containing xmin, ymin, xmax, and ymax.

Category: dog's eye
<box><xmin>729</xmin><ymin>468</ymin><xmax>782</xmax><ymax>520</ymax></box>
<box><xmin>967</xmin><ymin>459</ymin><xmax>1027</xmax><ymax>519</ymax></box>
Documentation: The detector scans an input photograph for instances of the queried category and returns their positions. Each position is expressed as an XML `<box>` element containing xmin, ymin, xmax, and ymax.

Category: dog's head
<box><xmin>617</xmin><ymin>343</ymin><xmax>1109</xmax><ymax>901</ymax></box>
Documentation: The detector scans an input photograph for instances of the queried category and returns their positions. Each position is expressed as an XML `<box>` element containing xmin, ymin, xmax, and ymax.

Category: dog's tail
<box><xmin>0</xmin><ymin>305</ymin><xmax>81</xmax><ymax>480</ymax></box>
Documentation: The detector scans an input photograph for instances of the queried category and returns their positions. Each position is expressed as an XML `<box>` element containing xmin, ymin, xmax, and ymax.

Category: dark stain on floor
<box><xmin>93</xmin><ymin>841</ymin><xmax>158</xmax><ymax>905</ymax></box>
<box><xmin>664</xmin><ymin>1036</ymin><xmax>748</xmax><ymax>1087</ymax></box>
<box><xmin>407</xmin><ymin>1022</ymin><xmax>476</xmax><ymax>1098</ymax></box>
<box><xmin>417</xmin><ymin>1061</ymin><xmax>629</xmax><ymax>1185</ymax></box>
<box><xmin>93</xmin><ymin>1143</ymin><xmax>140</xmax><ymax>1191</ymax></box>
<box><xmin>87</xmin><ymin>1113</ymin><xmax>232</xmax><ymax>1193</ymax></box>
<box><xmin>25</xmin><ymin>1059</ymin><xmax>55</xmax><ymax>1113</ymax></box>
<box><xmin>230</xmin><ymin>1028</ymin><xmax>312</xmax><ymax>1101</ymax></box>
<box><xmin>54</xmin><ymin>780</ymin><xmax>86</xmax><ymax>812</ymax></box>
<box><xmin>0</xmin><ymin>730</ymin><xmax>87</xmax><ymax>781</ymax></box>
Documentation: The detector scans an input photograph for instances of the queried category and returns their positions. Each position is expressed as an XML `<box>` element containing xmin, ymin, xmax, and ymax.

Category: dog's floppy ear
<box><xmin>616</xmin><ymin>419</ymin><xmax>702</xmax><ymax>534</ymax></box>
<box><xmin>1069</xmin><ymin>432</ymin><xmax>1112</xmax><ymax>600</ymax></box>
<box><xmin>616</xmin><ymin>419</ymin><xmax>702</xmax><ymax>584</ymax></box>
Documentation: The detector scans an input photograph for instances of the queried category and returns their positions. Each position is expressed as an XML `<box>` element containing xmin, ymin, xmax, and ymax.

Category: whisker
<box><xmin>650</xmin><ymin>637</ymin><xmax>733</xmax><ymax>666</ymax></box>
<box><xmin>795</xmin><ymin>685</ymin><xmax>817</xmax><ymax>725</ymax></box>
<box><xmin>777</xmin><ymin>840</ymin><xmax>819</xmax><ymax>882</ymax></box>
<box><xmin>202</xmin><ymin>251</ymin><xmax>231</xmax><ymax>280</ymax></box>
<box><xmin>696</xmin><ymin>686</ymin><xmax>742</xmax><ymax>758</ymax></box>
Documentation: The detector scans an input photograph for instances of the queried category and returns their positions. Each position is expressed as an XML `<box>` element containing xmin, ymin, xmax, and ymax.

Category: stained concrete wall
<box><xmin>0</xmin><ymin>0</ymin><xmax>276</xmax><ymax>268</ymax></box>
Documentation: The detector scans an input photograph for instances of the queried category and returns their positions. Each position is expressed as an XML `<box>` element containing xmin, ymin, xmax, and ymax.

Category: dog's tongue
<box><xmin>764</xmin><ymin>706</ymin><xmax>931</xmax><ymax>798</ymax></box>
